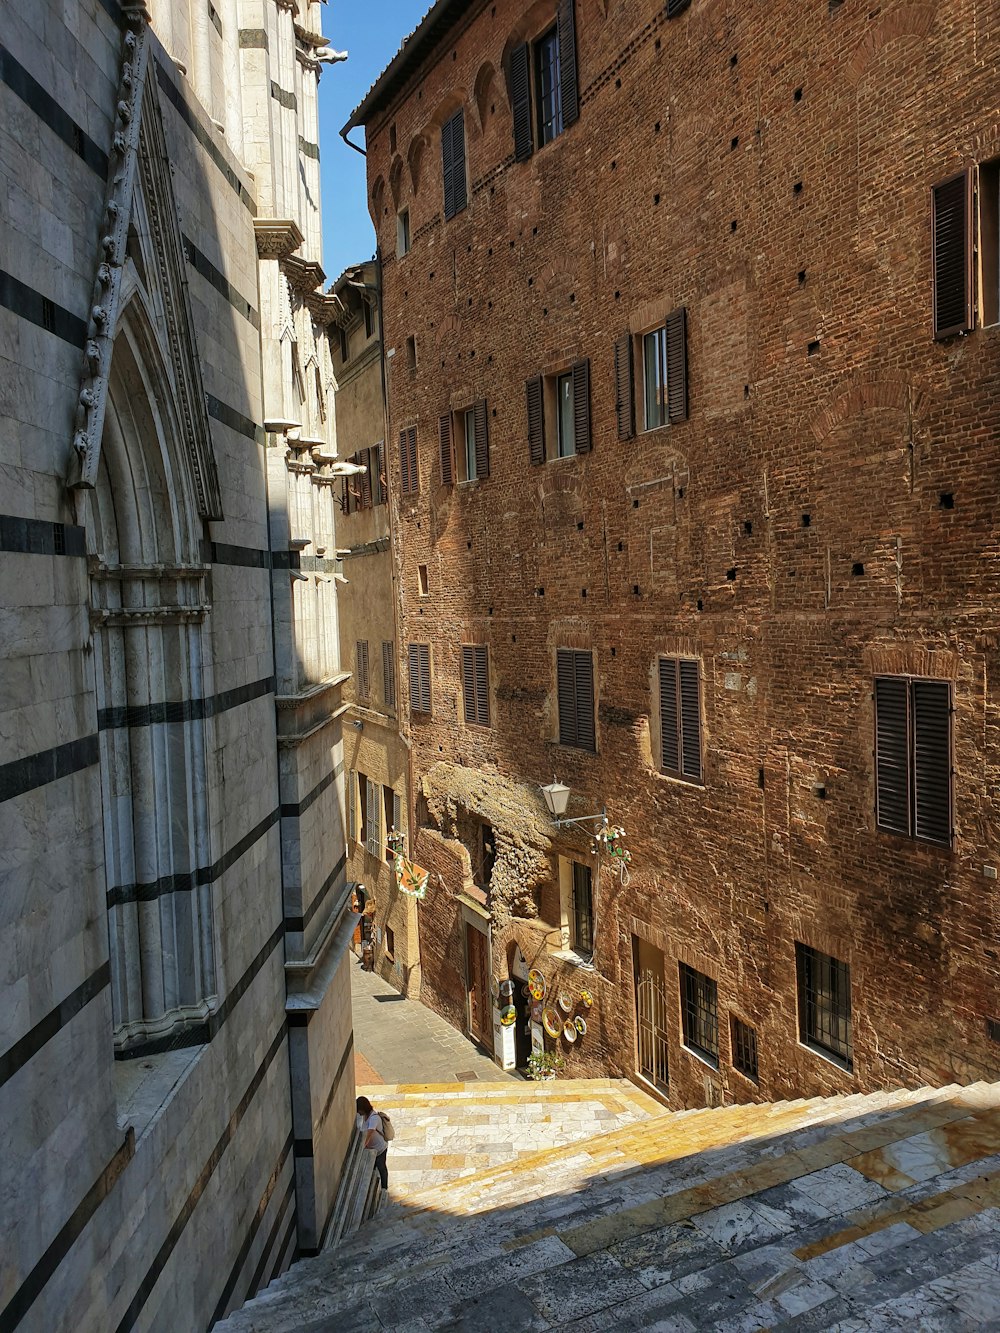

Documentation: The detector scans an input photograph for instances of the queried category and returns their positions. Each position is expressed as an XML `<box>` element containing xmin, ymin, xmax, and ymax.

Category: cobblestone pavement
<box><xmin>350</xmin><ymin>959</ymin><xmax>518</xmax><ymax>1085</ymax></box>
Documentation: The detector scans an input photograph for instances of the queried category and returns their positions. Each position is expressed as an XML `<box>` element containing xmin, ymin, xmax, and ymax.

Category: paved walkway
<box><xmin>350</xmin><ymin>960</ymin><xmax>518</xmax><ymax>1085</ymax></box>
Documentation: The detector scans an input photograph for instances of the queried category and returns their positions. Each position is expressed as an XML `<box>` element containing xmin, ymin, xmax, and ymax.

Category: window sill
<box><xmin>732</xmin><ymin>1064</ymin><xmax>759</xmax><ymax>1087</ymax></box>
<box><xmin>549</xmin><ymin>948</ymin><xmax>595</xmax><ymax>972</ymax></box>
<box><xmin>654</xmin><ymin>767</ymin><xmax>704</xmax><ymax>788</ymax></box>
<box><xmin>798</xmin><ymin>1038</ymin><xmax>853</xmax><ymax>1075</ymax></box>
<box><xmin>681</xmin><ymin>1042</ymin><xmax>719</xmax><ymax>1072</ymax></box>
<box><xmin>874</xmin><ymin>824</ymin><xmax>953</xmax><ymax>853</ymax></box>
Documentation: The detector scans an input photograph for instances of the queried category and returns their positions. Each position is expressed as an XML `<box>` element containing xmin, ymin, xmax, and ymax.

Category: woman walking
<box><xmin>356</xmin><ymin>1095</ymin><xmax>388</xmax><ymax>1189</ymax></box>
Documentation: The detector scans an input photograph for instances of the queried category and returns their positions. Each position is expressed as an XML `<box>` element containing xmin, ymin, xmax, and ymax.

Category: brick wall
<box><xmin>360</xmin><ymin>0</ymin><xmax>1000</xmax><ymax>1105</ymax></box>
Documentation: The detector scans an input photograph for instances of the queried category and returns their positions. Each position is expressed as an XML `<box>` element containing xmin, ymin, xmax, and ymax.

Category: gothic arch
<box><xmin>473</xmin><ymin>61</ymin><xmax>501</xmax><ymax>133</ymax></box>
<box><xmin>406</xmin><ymin>134</ymin><xmax>427</xmax><ymax>194</ymax></box>
<box><xmin>389</xmin><ymin>154</ymin><xmax>404</xmax><ymax>207</ymax></box>
<box><xmin>88</xmin><ymin>300</ymin><xmax>218</xmax><ymax>1054</ymax></box>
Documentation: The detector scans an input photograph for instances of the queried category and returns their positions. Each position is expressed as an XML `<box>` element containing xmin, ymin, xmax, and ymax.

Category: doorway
<box><xmin>465</xmin><ymin>921</ymin><xmax>493</xmax><ymax>1053</ymax></box>
<box><xmin>633</xmin><ymin>935</ymin><xmax>670</xmax><ymax>1093</ymax></box>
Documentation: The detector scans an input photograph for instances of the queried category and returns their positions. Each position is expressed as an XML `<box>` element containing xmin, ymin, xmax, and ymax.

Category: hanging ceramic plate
<box><xmin>579</xmin><ymin>989</ymin><xmax>594</xmax><ymax>1009</ymax></box>
<box><xmin>575</xmin><ymin>1015</ymin><xmax>588</xmax><ymax>1035</ymax></box>
<box><xmin>558</xmin><ymin>991</ymin><xmax>573</xmax><ymax>1013</ymax></box>
<box><xmin>529</xmin><ymin>983</ymin><xmax>545</xmax><ymax>1002</ymax></box>
<box><xmin>521</xmin><ymin>983</ymin><xmax>533</xmax><ymax>999</ymax></box>
<box><xmin>500</xmin><ymin>1005</ymin><xmax>517</xmax><ymax>1027</ymax></box>
<box><xmin>563</xmin><ymin>1020</ymin><xmax>578</xmax><ymax>1043</ymax></box>
<box><xmin>542</xmin><ymin>1007</ymin><xmax>561</xmax><ymax>1038</ymax></box>
<box><xmin>528</xmin><ymin>968</ymin><xmax>546</xmax><ymax>991</ymax></box>
<box><xmin>531</xmin><ymin>1002</ymin><xmax>543</xmax><ymax>1023</ymax></box>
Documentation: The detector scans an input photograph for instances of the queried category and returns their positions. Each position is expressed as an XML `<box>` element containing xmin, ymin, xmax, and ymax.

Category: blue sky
<box><xmin>317</xmin><ymin>1</ymin><xmax>429</xmax><ymax>281</ymax></box>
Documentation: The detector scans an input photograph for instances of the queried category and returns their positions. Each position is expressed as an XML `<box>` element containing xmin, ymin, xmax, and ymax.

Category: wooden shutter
<box><xmin>510</xmin><ymin>42</ymin><xmax>533</xmax><ymax>162</ymax></box>
<box><xmin>407</xmin><ymin>428</ymin><xmax>418</xmax><ymax>495</ymax></box>
<box><xmin>526</xmin><ymin>375</ymin><xmax>545</xmax><ymax>465</ymax></box>
<box><xmin>614</xmin><ymin>334</ymin><xmax>635</xmax><ymax>440</ymax></box>
<box><xmin>341</xmin><ymin>475</ymin><xmax>351</xmax><ymax>515</ymax></box>
<box><xmin>678</xmin><ymin>659</ymin><xmax>702</xmax><ymax>780</ymax></box>
<box><xmin>666</xmin><ymin>307</ymin><xmax>688</xmax><ymax>423</ymax></box>
<box><xmin>442</xmin><ymin>107</ymin><xmax>467</xmax><ymax>220</ymax></box>
<box><xmin>932</xmin><ymin>172</ymin><xmax>973</xmax><ymax>338</ymax></box>
<box><xmin>659</xmin><ymin>658</ymin><xmax>680</xmax><ymax>774</ymax></box>
<box><xmin>474</xmin><ymin>398</ymin><xmax>490</xmax><ymax>478</ymax></box>
<box><xmin>875</xmin><ymin>677</ymin><xmax>909</xmax><ymax>835</ymax></box>
<box><xmin>408</xmin><ymin>643</ymin><xmax>422</xmax><ymax>712</ymax></box>
<box><xmin>572</xmin><ymin>359</ymin><xmax>591</xmax><ymax>454</ymax></box>
<box><xmin>347</xmin><ymin>770</ymin><xmax>356</xmax><ymax>843</ymax></box>
<box><xmin>557</xmin><ymin>0</ymin><xmax>579</xmax><ymax>128</ymax></box>
<box><xmin>356</xmin><ymin>640</ymin><xmax>369</xmax><ymax>697</ymax></box>
<box><xmin>557</xmin><ymin>649</ymin><xmax>578</xmax><ymax>747</ymax></box>
<box><xmin>376</xmin><ymin>438</ymin><xmax>387</xmax><ymax>504</ymax></box>
<box><xmin>399</xmin><ymin>428</ymin><xmax>411</xmax><ymax>496</ymax></box>
<box><xmin>666</xmin><ymin>0</ymin><xmax>692</xmax><ymax>15</ymax></box>
<box><xmin>382</xmin><ymin>641</ymin><xmax>396</xmax><ymax>709</ymax></box>
<box><xmin>392</xmin><ymin>791</ymin><xmax>403</xmax><ymax>848</ymax></box>
<box><xmin>462</xmin><ymin>645</ymin><xmax>476</xmax><ymax>723</ymax></box>
<box><xmin>359</xmin><ymin>449</ymin><xmax>373</xmax><ymax>508</ymax></box>
<box><xmin>475</xmin><ymin>645</ymin><xmax>489</xmax><ymax>725</ymax></box>
<box><xmin>574</xmin><ymin>651</ymin><xmax>595</xmax><ymax>751</ymax></box>
<box><xmin>912</xmin><ymin>680</ymin><xmax>951</xmax><ymax>844</ymax></box>
<box><xmin>366</xmin><ymin>775</ymin><xmax>380</xmax><ymax>857</ymax></box>
<box><xmin>439</xmin><ymin>413</ymin><xmax>454</xmax><ymax>486</ymax></box>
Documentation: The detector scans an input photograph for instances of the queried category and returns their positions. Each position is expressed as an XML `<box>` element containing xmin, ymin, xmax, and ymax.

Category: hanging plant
<box><xmin>593</xmin><ymin>823</ymin><xmax>632</xmax><ymax>883</ymax></box>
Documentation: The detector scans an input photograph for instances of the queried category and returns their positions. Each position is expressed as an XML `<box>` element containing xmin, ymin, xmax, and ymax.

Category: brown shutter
<box><xmin>439</xmin><ymin>413</ymin><xmax>454</xmax><ymax>486</ymax></box>
<box><xmin>359</xmin><ymin>449</ymin><xmax>372</xmax><ymax>508</ymax></box>
<box><xmin>475</xmin><ymin>645</ymin><xmax>490</xmax><ymax>725</ymax></box>
<box><xmin>572</xmin><ymin>359</ymin><xmax>591</xmax><ymax>454</ymax></box>
<box><xmin>932</xmin><ymin>172</ymin><xmax>973</xmax><ymax>338</ymax></box>
<box><xmin>382</xmin><ymin>640</ymin><xmax>395</xmax><ymax>709</ymax></box>
<box><xmin>376</xmin><ymin>438</ymin><xmax>387</xmax><ymax>504</ymax></box>
<box><xmin>347</xmin><ymin>770</ymin><xmax>356</xmax><ymax>843</ymax></box>
<box><xmin>341</xmin><ymin>475</ymin><xmax>351</xmax><ymax>515</ymax></box>
<box><xmin>912</xmin><ymin>680</ymin><xmax>951</xmax><ymax>844</ymax></box>
<box><xmin>399</xmin><ymin>429</ymin><xmax>411</xmax><ymax>496</ymax></box>
<box><xmin>678</xmin><ymin>659</ymin><xmax>702</xmax><ymax>780</ymax></box>
<box><xmin>875</xmin><ymin>677</ymin><xmax>909</xmax><ymax>835</ymax></box>
<box><xmin>666</xmin><ymin>0</ymin><xmax>692</xmax><ymax>15</ymax></box>
<box><xmin>474</xmin><ymin>398</ymin><xmax>490</xmax><ymax>478</ymax></box>
<box><xmin>574</xmin><ymin>650</ymin><xmax>595</xmax><ymax>751</ymax></box>
<box><xmin>443</xmin><ymin>107</ymin><xmax>467</xmax><ymax>220</ymax></box>
<box><xmin>557</xmin><ymin>649</ymin><xmax>577</xmax><ymax>746</ymax></box>
<box><xmin>666</xmin><ymin>307</ymin><xmax>688</xmax><ymax>423</ymax></box>
<box><xmin>461</xmin><ymin>645</ymin><xmax>476</xmax><ymax>723</ymax></box>
<box><xmin>526</xmin><ymin>375</ymin><xmax>545</xmax><ymax>465</ymax></box>
<box><xmin>614</xmin><ymin>334</ymin><xmax>635</xmax><ymax>440</ymax></box>
<box><xmin>659</xmin><ymin>658</ymin><xmax>680</xmax><ymax>773</ymax></box>
<box><xmin>557</xmin><ymin>0</ymin><xmax>579</xmax><ymax>128</ymax></box>
<box><xmin>510</xmin><ymin>42</ymin><xmax>533</xmax><ymax>162</ymax></box>
<box><xmin>419</xmin><ymin>643</ymin><xmax>431</xmax><ymax>712</ymax></box>
<box><xmin>408</xmin><ymin>643</ymin><xmax>422</xmax><ymax>712</ymax></box>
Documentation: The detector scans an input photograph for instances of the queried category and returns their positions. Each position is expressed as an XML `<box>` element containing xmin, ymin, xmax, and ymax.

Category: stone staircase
<box><xmin>218</xmin><ymin>1079</ymin><xmax>1000</xmax><ymax>1330</ymax></box>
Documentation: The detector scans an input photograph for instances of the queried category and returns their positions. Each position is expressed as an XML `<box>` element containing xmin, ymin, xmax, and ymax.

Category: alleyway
<box><xmin>350</xmin><ymin>960</ymin><xmax>517</xmax><ymax>1085</ymax></box>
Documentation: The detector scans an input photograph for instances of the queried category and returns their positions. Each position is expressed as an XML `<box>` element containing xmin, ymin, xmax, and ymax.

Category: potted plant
<box><xmin>527</xmin><ymin>1049</ymin><xmax>565</xmax><ymax>1082</ymax></box>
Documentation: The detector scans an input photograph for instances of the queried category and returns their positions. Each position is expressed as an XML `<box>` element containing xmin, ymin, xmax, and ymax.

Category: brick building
<box><xmin>345</xmin><ymin>0</ymin><xmax>1000</xmax><ymax>1107</ymax></box>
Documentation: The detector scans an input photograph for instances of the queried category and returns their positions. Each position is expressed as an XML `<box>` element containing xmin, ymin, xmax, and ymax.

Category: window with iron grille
<box><xmin>571</xmin><ymin>861</ymin><xmax>593</xmax><ymax>956</ymax></box>
<box><xmin>382</xmin><ymin>641</ymin><xmax>396</xmax><ymax>710</ymax></box>
<box><xmin>408</xmin><ymin>642</ymin><xmax>431</xmax><ymax>714</ymax></box>
<box><xmin>556</xmin><ymin>648</ymin><xmax>595</xmax><ymax>751</ymax></box>
<box><xmin>731</xmin><ymin>1016</ymin><xmax>759</xmax><ymax>1082</ymax></box>
<box><xmin>874</xmin><ymin>677</ymin><xmax>951</xmax><ymax>846</ymax></box>
<box><xmin>355</xmin><ymin>640</ymin><xmax>370</xmax><ymax>699</ymax></box>
<box><xmin>658</xmin><ymin>657</ymin><xmax>702</xmax><ymax>782</ymax></box>
<box><xmin>679</xmin><ymin>963</ymin><xmax>718</xmax><ymax>1066</ymax></box>
<box><xmin>461</xmin><ymin>645</ymin><xmax>490</xmax><ymax>727</ymax></box>
<box><xmin>796</xmin><ymin>944</ymin><xmax>852</xmax><ymax>1069</ymax></box>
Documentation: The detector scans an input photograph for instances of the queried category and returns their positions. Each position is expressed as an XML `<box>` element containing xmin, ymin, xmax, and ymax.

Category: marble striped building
<box><xmin>0</xmin><ymin>1</ymin><xmax>358</xmax><ymax>1328</ymax></box>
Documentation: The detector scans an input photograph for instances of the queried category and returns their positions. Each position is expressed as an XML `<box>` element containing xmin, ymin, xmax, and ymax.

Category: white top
<box><xmin>363</xmin><ymin>1110</ymin><xmax>386</xmax><ymax>1153</ymax></box>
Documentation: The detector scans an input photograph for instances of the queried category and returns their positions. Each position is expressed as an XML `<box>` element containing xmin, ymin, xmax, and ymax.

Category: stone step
<box><xmin>217</xmin><ymin>1080</ymin><xmax>1000</xmax><ymax>1332</ymax></box>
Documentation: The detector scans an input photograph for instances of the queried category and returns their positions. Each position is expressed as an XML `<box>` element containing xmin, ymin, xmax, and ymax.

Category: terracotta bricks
<box><xmin>354</xmin><ymin>0</ymin><xmax>1000</xmax><ymax>1108</ymax></box>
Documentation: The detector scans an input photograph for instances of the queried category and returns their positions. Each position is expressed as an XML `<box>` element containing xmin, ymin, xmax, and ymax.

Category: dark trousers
<box><xmin>375</xmin><ymin>1149</ymin><xmax>388</xmax><ymax>1189</ymax></box>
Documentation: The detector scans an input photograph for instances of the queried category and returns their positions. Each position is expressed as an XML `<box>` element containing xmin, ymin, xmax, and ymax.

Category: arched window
<box><xmin>87</xmin><ymin>302</ymin><xmax>218</xmax><ymax>1054</ymax></box>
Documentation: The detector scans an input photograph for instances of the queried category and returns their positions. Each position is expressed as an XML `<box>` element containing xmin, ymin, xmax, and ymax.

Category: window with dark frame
<box><xmin>440</xmin><ymin>402</ymin><xmax>490</xmax><ymax>484</ymax></box>
<box><xmin>461</xmin><ymin>645</ymin><xmax>490</xmax><ymax>727</ymax></box>
<box><xmin>385</xmin><ymin>925</ymin><xmax>395</xmax><ymax>961</ymax></box>
<box><xmin>796</xmin><ymin>944</ymin><xmax>852</xmax><ymax>1069</ymax></box>
<box><xmin>931</xmin><ymin>163</ymin><xmax>1000</xmax><ymax>337</ymax></box>
<box><xmin>731</xmin><ymin>1016</ymin><xmax>759</xmax><ymax>1081</ymax></box>
<box><xmin>339</xmin><ymin>325</ymin><xmax>349</xmax><ymax>364</ymax></box>
<box><xmin>571</xmin><ymin>860</ymin><xmax>593</xmax><ymax>956</ymax></box>
<box><xmin>556</xmin><ymin>648</ymin><xmax>596</xmax><ymax>751</ymax></box>
<box><xmin>462</xmin><ymin>406</ymin><xmax>477</xmax><ymax>480</ymax></box>
<box><xmin>408</xmin><ymin>642</ymin><xmax>431</xmax><ymax>714</ymax></box>
<box><xmin>382</xmin><ymin>641</ymin><xmax>396</xmax><ymax>709</ymax></box>
<box><xmin>679</xmin><ymin>963</ymin><xmax>718</xmax><ymax>1066</ymax></box>
<box><xmin>525</xmin><ymin>360</ymin><xmax>591</xmax><ymax>465</ymax></box>
<box><xmin>509</xmin><ymin>0</ymin><xmax>579</xmax><ymax>163</ymax></box>
<box><xmin>535</xmin><ymin>25</ymin><xmax>563</xmax><ymax>146</ymax></box>
<box><xmin>644</xmin><ymin>325</ymin><xmax>669</xmax><ymax>429</ymax></box>
<box><xmin>874</xmin><ymin>676</ymin><xmax>951</xmax><ymax>846</ymax></box>
<box><xmin>658</xmin><ymin>657</ymin><xmax>703</xmax><ymax>783</ymax></box>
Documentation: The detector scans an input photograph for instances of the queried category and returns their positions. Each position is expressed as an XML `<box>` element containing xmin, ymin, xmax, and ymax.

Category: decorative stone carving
<box><xmin>254</xmin><ymin>218</ymin><xmax>305</xmax><ymax>260</ymax></box>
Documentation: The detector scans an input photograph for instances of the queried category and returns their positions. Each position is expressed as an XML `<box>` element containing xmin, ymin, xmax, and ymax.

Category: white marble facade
<box><xmin>0</xmin><ymin>1</ymin><xmax>355</xmax><ymax>1328</ymax></box>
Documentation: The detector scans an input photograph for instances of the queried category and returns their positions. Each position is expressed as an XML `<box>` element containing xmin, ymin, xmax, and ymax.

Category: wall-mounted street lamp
<box><xmin>540</xmin><ymin>781</ymin><xmax>608</xmax><ymax>834</ymax></box>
